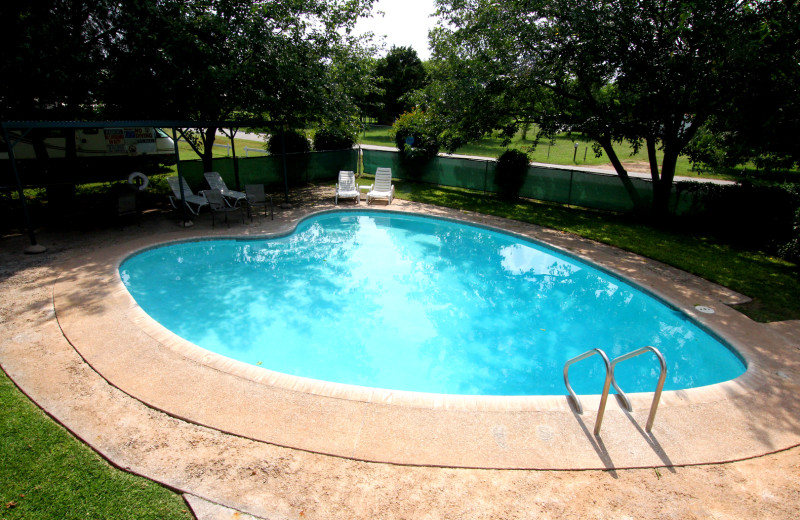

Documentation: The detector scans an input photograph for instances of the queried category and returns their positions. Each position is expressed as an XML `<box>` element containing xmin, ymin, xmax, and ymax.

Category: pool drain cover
<box><xmin>694</xmin><ymin>305</ymin><xmax>715</xmax><ymax>314</ymax></box>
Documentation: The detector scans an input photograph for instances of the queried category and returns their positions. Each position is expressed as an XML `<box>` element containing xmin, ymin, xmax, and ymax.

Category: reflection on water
<box><xmin>500</xmin><ymin>243</ymin><xmax>579</xmax><ymax>277</ymax></box>
<box><xmin>120</xmin><ymin>212</ymin><xmax>745</xmax><ymax>396</ymax></box>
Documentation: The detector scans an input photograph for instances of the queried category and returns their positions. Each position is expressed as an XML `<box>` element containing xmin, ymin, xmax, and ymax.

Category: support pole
<box><xmin>223</xmin><ymin>127</ymin><xmax>242</xmax><ymax>191</ymax></box>
<box><xmin>231</xmin><ymin>128</ymin><xmax>241</xmax><ymax>191</ymax></box>
<box><xmin>172</xmin><ymin>127</ymin><xmax>192</xmax><ymax>227</ymax></box>
<box><xmin>1</xmin><ymin>123</ymin><xmax>45</xmax><ymax>253</ymax></box>
<box><xmin>280</xmin><ymin>125</ymin><xmax>291</xmax><ymax>208</ymax></box>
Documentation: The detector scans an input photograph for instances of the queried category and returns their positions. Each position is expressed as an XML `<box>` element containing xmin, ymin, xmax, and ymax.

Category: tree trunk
<box><xmin>200</xmin><ymin>126</ymin><xmax>217</xmax><ymax>172</ymax></box>
<box><xmin>228</xmin><ymin>128</ymin><xmax>241</xmax><ymax>190</ymax></box>
<box><xmin>31</xmin><ymin>129</ymin><xmax>49</xmax><ymax>161</ymax></box>
<box><xmin>652</xmin><ymin>149</ymin><xmax>679</xmax><ymax>221</ymax></box>
<box><xmin>646</xmin><ymin>138</ymin><xmax>659</xmax><ymax>182</ymax></box>
<box><xmin>597</xmin><ymin>136</ymin><xmax>648</xmax><ymax>214</ymax></box>
<box><xmin>64</xmin><ymin>128</ymin><xmax>78</xmax><ymax>179</ymax></box>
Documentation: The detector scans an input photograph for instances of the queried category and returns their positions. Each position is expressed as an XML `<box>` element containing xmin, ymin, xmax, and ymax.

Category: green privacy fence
<box><xmin>362</xmin><ymin>148</ymin><xmax>698</xmax><ymax>214</ymax></box>
<box><xmin>177</xmin><ymin>148</ymin><xmax>357</xmax><ymax>191</ymax></box>
<box><xmin>178</xmin><ymin>147</ymin><xmax>697</xmax><ymax>214</ymax></box>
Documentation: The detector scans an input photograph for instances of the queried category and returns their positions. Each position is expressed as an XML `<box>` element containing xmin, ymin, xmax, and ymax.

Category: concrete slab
<box><xmin>184</xmin><ymin>494</ymin><xmax>266</xmax><ymax>520</ymax></box>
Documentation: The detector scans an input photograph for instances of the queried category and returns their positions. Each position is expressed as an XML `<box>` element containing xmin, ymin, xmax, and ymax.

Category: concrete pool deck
<box><xmin>2</xmin><ymin>186</ymin><xmax>800</xmax><ymax>518</ymax></box>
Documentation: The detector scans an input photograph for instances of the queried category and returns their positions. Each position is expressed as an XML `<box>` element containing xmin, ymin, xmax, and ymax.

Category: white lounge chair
<box><xmin>204</xmin><ymin>171</ymin><xmax>247</xmax><ymax>207</ymax></box>
<box><xmin>335</xmin><ymin>170</ymin><xmax>360</xmax><ymax>205</ymax></box>
<box><xmin>167</xmin><ymin>176</ymin><xmax>208</xmax><ymax>215</ymax></box>
<box><xmin>366</xmin><ymin>167</ymin><xmax>395</xmax><ymax>205</ymax></box>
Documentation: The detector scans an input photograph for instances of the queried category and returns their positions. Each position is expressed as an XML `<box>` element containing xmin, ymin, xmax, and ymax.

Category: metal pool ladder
<box><xmin>563</xmin><ymin>346</ymin><xmax>667</xmax><ymax>435</ymax></box>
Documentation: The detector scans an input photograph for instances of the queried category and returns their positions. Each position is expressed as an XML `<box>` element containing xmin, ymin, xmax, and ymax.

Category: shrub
<box><xmin>313</xmin><ymin>128</ymin><xmax>356</xmax><ymax>151</ymax></box>
<box><xmin>494</xmin><ymin>149</ymin><xmax>531</xmax><ymax>200</ymax></box>
<box><xmin>676</xmin><ymin>181</ymin><xmax>800</xmax><ymax>260</ymax></box>
<box><xmin>266</xmin><ymin>129</ymin><xmax>310</xmax><ymax>187</ymax></box>
<box><xmin>266</xmin><ymin>129</ymin><xmax>310</xmax><ymax>155</ymax></box>
<box><xmin>390</xmin><ymin>109</ymin><xmax>440</xmax><ymax>162</ymax></box>
<box><xmin>778</xmin><ymin>184</ymin><xmax>800</xmax><ymax>264</ymax></box>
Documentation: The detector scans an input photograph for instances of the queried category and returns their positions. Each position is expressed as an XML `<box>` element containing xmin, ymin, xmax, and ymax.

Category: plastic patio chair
<box><xmin>244</xmin><ymin>184</ymin><xmax>274</xmax><ymax>221</ymax></box>
<box><xmin>366</xmin><ymin>167</ymin><xmax>395</xmax><ymax>205</ymax></box>
<box><xmin>204</xmin><ymin>171</ymin><xmax>247</xmax><ymax>207</ymax></box>
<box><xmin>204</xmin><ymin>189</ymin><xmax>244</xmax><ymax>228</ymax></box>
<box><xmin>335</xmin><ymin>170</ymin><xmax>360</xmax><ymax>205</ymax></box>
<box><xmin>167</xmin><ymin>176</ymin><xmax>208</xmax><ymax>215</ymax></box>
<box><xmin>116</xmin><ymin>189</ymin><xmax>140</xmax><ymax>227</ymax></box>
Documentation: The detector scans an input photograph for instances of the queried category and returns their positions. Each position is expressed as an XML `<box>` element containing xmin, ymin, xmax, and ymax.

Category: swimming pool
<box><xmin>119</xmin><ymin>211</ymin><xmax>745</xmax><ymax>396</ymax></box>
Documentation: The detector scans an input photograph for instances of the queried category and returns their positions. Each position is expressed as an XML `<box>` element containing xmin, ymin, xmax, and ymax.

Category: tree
<box><xmin>353</xmin><ymin>57</ymin><xmax>383</xmax><ymax>123</ymax></box>
<box><xmin>0</xmin><ymin>1</ymin><xmax>117</xmax><ymax>121</ymax></box>
<box><xmin>102</xmin><ymin>0</ymin><xmax>376</xmax><ymax>172</ymax></box>
<box><xmin>685</xmin><ymin>1</ymin><xmax>800</xmax><ymax>173</ymax></box>
<box><xmin>374</xmin><ymin>46</ymin><xmax>428</xmax><ymax>124</ymax></box>
<box><xmin>495</xmin><ymin>149</ymin><xmax>531</xmax><ymax>200</ymax></box>
<box><xmin>390</xmin><ymin>108</ymin><xmax>440</xmax><ymax>163</ymax></box>
<box><xmin>0</xmin><ymin>0</ymin><xmax>127</xmax><ymax>197</ymax></box>
<box><xmin>3</xmin><ymin>1</ymin><xmax>377</xmax><ymax>172</ymax></box>
<box><xmin>428</xmin><ymin>0</ymin><xmax>784</xmax><ymax>218</ymax></box>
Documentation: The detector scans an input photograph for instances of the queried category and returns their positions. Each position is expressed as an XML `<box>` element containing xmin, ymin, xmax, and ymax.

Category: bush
<box><xmin>313</xmin><ymin>128</ymin><xmax>356</xmax><ymax>151</ymax></box>
<box><xmin>390</xmin><ymin>109</ymin><xmax>440</xmax><ymax>163</ymax></box>
<box><xmin>266</xmin><ymin>129</ymin><xmax>311</xmax><ymax>155</ymax></box>
<box><xmin>266</xmin><ymin>129</ymin><xmax>310</xmax><ymax>187</ymax></box>
<box><xmin>778</xmin><ymin>184</ymin><xmax>800</xmax><ymax>264</ymax></box>
<box><xmin>494</xmin><ymin>149</ymin><xmax>531</xmax><ymax>200</ymax></box>
<box><xmin>676</xmin><ymin>181</ymin><xmax>800</xmax><ymax>260</ymax></box>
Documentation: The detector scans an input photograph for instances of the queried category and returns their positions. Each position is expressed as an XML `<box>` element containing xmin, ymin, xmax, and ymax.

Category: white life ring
<box><xmin>127</xmin><ymin>171</ymin><xmax>149</xmax><ymax>191</ymax></box>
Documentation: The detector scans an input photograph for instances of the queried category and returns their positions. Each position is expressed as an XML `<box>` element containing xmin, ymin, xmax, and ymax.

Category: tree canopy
<box><xmin>373</xmin><ymin>46</ymin><xmax>428</xmax><ymax>124</ymax></box>
<box><xmin>0</xmin><ymin>0</ymin><xmax>118</xmax><ymax>120</ymax></box>
<box><xmin>426</xmin><ymin>0</ymin><xmax>798</xmax><ymax>217</ymax></box>
<box><xmin>1</xmin><ymin>0</ymin><xmax>377</xmax><ymax>170</ymax></box>
<box><xmin>685</xmin><ymin>0</ymin><xmax>800</xmax><ymax>172</ymax></box>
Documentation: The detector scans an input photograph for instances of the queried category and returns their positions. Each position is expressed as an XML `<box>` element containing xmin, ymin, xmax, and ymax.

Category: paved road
<box><xmin>216</xmin><ymin>130</ymin><xmax>266</xmax><ymax>142</ymax></box>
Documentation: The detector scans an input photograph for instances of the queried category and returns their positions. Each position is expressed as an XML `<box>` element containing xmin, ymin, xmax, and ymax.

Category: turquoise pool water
<box><xmin>119</xmin><ymin>211</ymin><xmax>746</xmax><ymax>396</ymax></box>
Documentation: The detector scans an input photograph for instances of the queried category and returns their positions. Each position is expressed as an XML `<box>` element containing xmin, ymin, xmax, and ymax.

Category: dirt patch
<box><xmin>597</xmin><ymin>160</ymin><xmax>653</xmax><ymax>174</ymax></box>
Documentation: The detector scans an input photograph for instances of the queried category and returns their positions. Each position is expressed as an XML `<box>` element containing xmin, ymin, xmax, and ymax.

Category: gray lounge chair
<box><xmin>167</xmin><ymin>176</ymin><xmax>208</xmax><ymax>215</ymax></box>
<box><xmin>245</xmin><ymin>184</ymin><xmax>273</xmax><ymax>221</ymax></box>
<box><xmin>204</xmin><ymin>171</ymin><xmax>247</xmax><ymax>207</ymax></box>
<box><xmin>244</xmin><ymin>184</ymin><xmax>275</xmax><ymax>222</ymax></box>
<box><xmin>204</xmin><ymin>189</ymin><xmax>244</xmax><ymax>228</ymax></box>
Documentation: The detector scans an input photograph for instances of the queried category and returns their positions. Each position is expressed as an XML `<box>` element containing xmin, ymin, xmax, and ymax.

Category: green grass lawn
<box><xmin>0</xmin><ymin>371</ymin><xmax>192</xmax><ymax>520</ymax></box>
<box><xmin>359</xmin><ymin>125</ymin><xmax>748</xmax><ymax>182</ymax></box>
<box><xmin>172</xmin><ymin>134</ymin><xmax>268</xmax><ymax>160</ymax></box>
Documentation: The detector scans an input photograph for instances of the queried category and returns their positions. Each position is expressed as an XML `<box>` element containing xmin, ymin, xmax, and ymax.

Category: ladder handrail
<box><xmin>610</xmin><ymin>346</ymin><xmax>667</xmax><ymax>432</ymax></box>
<box><xmin>563</xmin><ymin>348</ymin><xmax>613</xmax><ymax>435</ymax></box>
<box><xmin>563</xmin><ymin>345</ymin><xmax>667</xmax><ymax>435</ymax></box>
